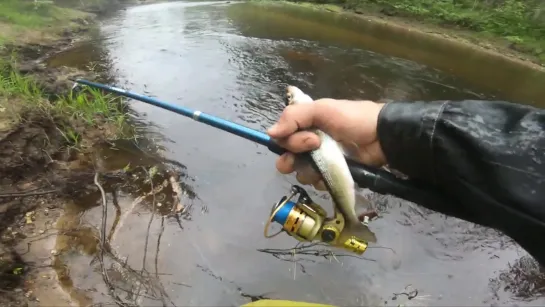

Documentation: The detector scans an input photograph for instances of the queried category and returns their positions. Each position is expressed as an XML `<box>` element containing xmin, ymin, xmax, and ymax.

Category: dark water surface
<box><xmin>47</xmin><ymin>1</ymin><xmax>545</xmax><ymax>306</ymax></box>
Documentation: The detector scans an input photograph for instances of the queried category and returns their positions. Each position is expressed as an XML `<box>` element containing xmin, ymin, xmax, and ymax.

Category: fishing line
<box><xmin>185</xmin><ymin>234</ymin><xmax>240</xmax><ymax>307</ymax></box>
<box><xmin>165</xmin><ymin>182</ymin><xmax>239</xmax><ymax>305</ymax></box>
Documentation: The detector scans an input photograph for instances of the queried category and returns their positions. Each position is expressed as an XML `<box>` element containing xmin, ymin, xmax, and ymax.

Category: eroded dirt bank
<box><xmin>0</xmin><ymin>1</ymin><xmax>175</xmax><ymax>306</ymax></box>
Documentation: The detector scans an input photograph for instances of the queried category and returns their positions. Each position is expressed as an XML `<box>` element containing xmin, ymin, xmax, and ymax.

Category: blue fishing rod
<box><xmin>73</xmin><ymin>79</ymin><xmax>455</xmax><ymax>252</ymax></box>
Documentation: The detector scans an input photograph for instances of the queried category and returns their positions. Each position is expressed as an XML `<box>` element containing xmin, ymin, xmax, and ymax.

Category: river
<box><xmin>45</xmin><ymin>1</ymin><xmax>545</xmax><ymax>306</ymax></box>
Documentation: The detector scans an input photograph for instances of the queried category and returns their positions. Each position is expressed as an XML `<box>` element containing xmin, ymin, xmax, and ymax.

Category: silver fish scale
<box><xmin>309</xmin><ymin>130</ymin><xmax>357</xmax><ymax>225</ymax></box>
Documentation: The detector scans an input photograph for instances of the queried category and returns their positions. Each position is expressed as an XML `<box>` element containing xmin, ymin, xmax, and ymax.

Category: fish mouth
<box><xmin>285</xmin><ymin>85</ymin><xmax>296</xmax><ymax>106</ymax></box>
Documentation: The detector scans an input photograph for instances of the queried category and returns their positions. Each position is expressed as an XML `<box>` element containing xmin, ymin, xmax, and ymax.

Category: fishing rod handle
<box><xmin>269</xmin><ymin>141</ymin><xmax>452</xmax><ymax>209</ymax></box>
<box><xmin>268</xmin><ymin>140</ymin><xmax>391</xmax><ymax>189</ymax></box>
<box><xmin>267</xmin><ymin>140</ymin><xmax>384</xmax><ymax>188</ymax></box>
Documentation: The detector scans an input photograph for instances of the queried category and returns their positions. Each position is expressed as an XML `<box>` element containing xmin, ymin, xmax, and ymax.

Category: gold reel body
<box><xmin>264</xmin><ymin>185</ymin><xmax>368</xmax><ymax>255</ymax></box>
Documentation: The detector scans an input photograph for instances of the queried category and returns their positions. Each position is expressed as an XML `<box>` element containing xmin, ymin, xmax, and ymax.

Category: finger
<box><xmin>267</xmin><ymin>103</ymin><xmax>318</xmax><ymax>138</ymax></box>
<box><xmin>274</xmin><ymin>131</ymin><xmax>320</xmax><ymax>153</ymax></box>
<box><xmin>313</xmin><ymin>180</ymin><xmax>328</xmax><ymax>191</ymax></box>
<box><xmin>294</xmin><ymin>161</ymin><xmax>322</xmax><ymax>185</ymax></box>
<box><xmin>275</xmin><ymin>152</ymin><xmax>295</xmax><ymax>174</ymax></box>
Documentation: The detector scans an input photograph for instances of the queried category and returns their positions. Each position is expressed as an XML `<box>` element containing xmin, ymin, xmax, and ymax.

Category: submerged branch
<box><xmin>0</xmin><ymin>189</ymin><xmax>60</xmax><ymax>198</ymax></box>
<box><xmin>257</xmin><ymin>242</ymin><xmax>377</xmax><ymax>262</ymax></box>
<box><xmin>95</xmin><ymin>171</ymin><xmax>133</xmax><ymax>307</ymax></box>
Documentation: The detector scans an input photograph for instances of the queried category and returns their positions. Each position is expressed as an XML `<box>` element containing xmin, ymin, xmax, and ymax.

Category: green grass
<box><xmin>283</xmin><ymin>1</ymin><xmax>343</xmax><ymax>12</ymax></box>
<box><xmin>0</xmin><ymin>58</ymin><xmax>128</xmax><ymax>148</ymax></box>
<box><xmin>283</xmin><ymin>0</ymin><xmax>545</xmax><ymax>64</ymax></box>
<box><xmin>0</xmin><ymin>0</ymin><xmax>90</xmax><ymax>46</ymax></box>
<box><xmin>0</xmin><ymin>0</ymin><xmax>130</xmax><ymax>149</ymax></box>
<box><xmin>53</xmin><ymin>0</ymin><xmax>119</xmax><ymax>13</ymax></box>
<box><xmin>0</xmin><ymin>0</ymin><xmax>85</xmax><ymax>28</ymax></box>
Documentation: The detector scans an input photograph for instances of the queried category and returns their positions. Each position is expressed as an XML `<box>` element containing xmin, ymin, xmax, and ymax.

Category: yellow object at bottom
<box><xmin>241</xmin><ymin>299</ymin><xmax>336</xmax><ymax>307</ymax></box>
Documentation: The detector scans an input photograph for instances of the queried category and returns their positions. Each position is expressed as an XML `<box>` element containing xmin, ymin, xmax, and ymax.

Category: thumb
<box><xmin>267</xmin><ymin>103</ymin><xmax>318</xmax><ymax>138</ymax></box>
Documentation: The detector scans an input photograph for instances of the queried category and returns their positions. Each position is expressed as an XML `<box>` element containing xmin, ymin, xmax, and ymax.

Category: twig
<box><xmin>94</xmin><ymin>172</ymin><xmax>131</xmax><ymax>307</ymax></box>
<box><xmin>155</xmin><ymin>217</ymin><xmax>164</xmax><ymax>279</ymax></box>
<box><xmin>135</xmin><ymin>166</ymin><xmax>174</xmax><ymax>307</ymax></box>
<box><xmin>292</xmin><ymin>247</ymin><xmax>296</xmax><ymax>280</ymax></box>
<box><xmin>169</xmin><ymin>175</ymin><xmax>184</xmax><ymax>214</ymax></box>
<box><xmin>108</xmin><ymin>190</ymin><xmax>122</xmax><ymax>243</ymax></box>
<box><xmin>134</xmin><ymin>166</ymin><xmax>156</xmax><ymax>304</ymax></box>
<box><xmin>20</xmin><ymin>232</ymin><xmax>60</xmax><ymax>255</ymax></box>
<box><xmin>257</xmin><ymin>243</ymin><xmax>377</xmax><ymax>262</ymax></box>
<box><xmin>0</xmin><ymin>189</ymin><xmax>60</xmax><ymax>198</ymax></box>
<box><xmin>393</xmin><ymin>285</ymin><xmax>419</xmax><ymax>300</ymax></box>
<box><xmin>141</xmin><ymin>166</ymin><xmax>156</xmax><ymax>274</ymax></box>
<box><xmin>155</xmin><ymin>216</ymin><xmax>175</xmax><ymax>307</ymax></box>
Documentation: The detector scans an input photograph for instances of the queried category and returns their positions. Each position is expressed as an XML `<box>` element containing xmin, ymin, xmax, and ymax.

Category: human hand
<box><xmin>267</xmin><ymin>98</ymin><xmax>387</xmax><ymax>191</ymax></box>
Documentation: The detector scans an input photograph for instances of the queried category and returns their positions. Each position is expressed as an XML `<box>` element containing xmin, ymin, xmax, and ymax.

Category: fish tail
<box><xmin>345</xmin><ymin>221</ymin><xmax>377</xmax><ymax>244</ymax></box>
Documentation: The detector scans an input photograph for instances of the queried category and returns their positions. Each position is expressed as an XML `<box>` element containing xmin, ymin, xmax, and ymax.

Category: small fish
<box><xmin>285</xmin><ymin>85</ymin><xmax>377</xmax><ymax>243</ymax></box>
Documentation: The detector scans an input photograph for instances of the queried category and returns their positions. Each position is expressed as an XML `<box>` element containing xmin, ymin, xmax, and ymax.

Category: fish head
<box><xmin>286</xmin><ymin>85</ymin><xmax>313</xmax><ymax>106</ymax></box>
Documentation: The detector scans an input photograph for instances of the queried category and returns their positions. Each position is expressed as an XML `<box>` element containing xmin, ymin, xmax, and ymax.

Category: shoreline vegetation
<box><xmin>264</xmin><ymin>0</ymin><xmax>545</xmax><ymax>68</ymax></box>
<box><xmin>0</xmin><ymin>0</ymin><xmax>166</xmax><ymax>306</ymax></box>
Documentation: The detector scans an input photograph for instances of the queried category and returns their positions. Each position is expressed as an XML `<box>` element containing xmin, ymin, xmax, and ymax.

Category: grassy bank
<box><xmin>0</xmin><ymin>58</ymin><xmax>128</xmax><ymax>149</ymax></box>
<box><xmin>0</xmin><ymin>0</ymin><xmax>92</xmax><ymax>46</ymax></box>
<box><xmin>0</xmin><ymin>0</ymin><xmax>130</xmax><ymax>152</ymax></box>
<box><xmin>283</xmin><ymin>0</ymin><xmax>545</xmax><ymax>64</ymax></box>
<box><xmin>0</xmin><ymin>1</ymin><xmax>131</xmax><ymax>305</ymax></box>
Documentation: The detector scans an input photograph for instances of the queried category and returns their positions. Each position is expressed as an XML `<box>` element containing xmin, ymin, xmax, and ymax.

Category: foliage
<box><xmin>0</xmin><ymin>0</ymin><xmax>89</xmax><ymax>46</ymax></box>
<box><xmin>52</xmin><ymin>0</ymin><xmax>133</xmax><ymax>13</ymax></box>
<box><xmin>0</xmin><ymin>0</ymin><xmax>84</xmax><ymax>28</ymax></box>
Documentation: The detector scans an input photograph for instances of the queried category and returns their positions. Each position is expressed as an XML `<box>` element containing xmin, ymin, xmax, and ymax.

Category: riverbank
<box><xmin>0</xmin><ymin>1</ymin><xmax>147</xmax><ymax>306</ymax></box>
<box><xmin>266</xmin><ymin>0</ymin><xmax>545</xmax><ymax>69</ymax></box>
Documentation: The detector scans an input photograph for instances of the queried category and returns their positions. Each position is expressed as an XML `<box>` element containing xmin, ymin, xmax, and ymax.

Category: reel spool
<box><xmin>264</xmin><ymin>185</ymin><xmax>368</xmax><ymax>255</ymax></box>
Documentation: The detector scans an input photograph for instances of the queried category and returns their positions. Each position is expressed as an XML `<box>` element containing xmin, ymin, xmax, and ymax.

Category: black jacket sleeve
<box><xmin>377</xmin><ymin>100</ymin><xmax>545</xmax><ymax>265</ymax></box>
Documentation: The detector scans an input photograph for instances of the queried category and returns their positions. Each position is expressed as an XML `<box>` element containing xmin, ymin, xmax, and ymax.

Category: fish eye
<box><xmin>285</xmin><ymin>92</ymin><xmax>292</xmax><ymax>106</ymax></box>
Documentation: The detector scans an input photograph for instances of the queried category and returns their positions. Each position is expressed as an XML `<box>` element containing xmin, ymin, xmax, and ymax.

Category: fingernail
<box><xmin>284</xmin><ymin>152</ymin><xmax>295</xmax><ymax>164</ymax></box>
<box><xmin>267</xmin><ymin>124</ymin><xmax>278</xmax><ymax>134</ymax></box>
<box><xmin>303</xmin><ymin>136</ymin><xmax>319</xmax><ymax>149</ymax></box>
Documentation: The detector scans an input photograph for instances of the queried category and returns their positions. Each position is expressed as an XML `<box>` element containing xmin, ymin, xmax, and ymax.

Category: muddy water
<box><xmin>46</xmin><ymin>1</ymin><xmax>545</xmax><ymax>306</ymax></box>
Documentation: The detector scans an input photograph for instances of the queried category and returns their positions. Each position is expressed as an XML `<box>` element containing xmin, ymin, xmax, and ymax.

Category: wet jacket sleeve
<box><xmin>377</xmin><ymin>100</ymin><xmax>545</xmax><ymax>265</ymax></box>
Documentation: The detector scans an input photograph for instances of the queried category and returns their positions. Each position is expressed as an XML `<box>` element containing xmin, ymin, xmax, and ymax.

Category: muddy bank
<box><xmin>0</xmin><ymin>2</ymin><xmax>174</xmax><ymax>307</ymax></box>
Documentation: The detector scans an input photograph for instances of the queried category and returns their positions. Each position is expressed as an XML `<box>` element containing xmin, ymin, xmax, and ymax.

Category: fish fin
<box><xmin>354</xmin><ymin>188</ymin><xmax>378</xmax><ymax>211</ymax></box>
<box><xmin>355</xmin><ymin>192</ymin><xmax>373</xmax><ymax>210</ymax></box>
<box><xmin>292</xmin><ymin>154</ymin><xmax>312</xmax><ymax>173</ymax></box>
<box><xmin>293</xmin><ymin>155</ymin><xmax>321</xmax><ymax>181</ymax></box>
<box><xmin>354</xmin><ymin>191</ymin><xmax>380</xmax><ymax>222</ymax></box>
<box><xmin>345</xmin><ymin>221</ymin><xmax>377</xmax><ymax>244</ymax></box>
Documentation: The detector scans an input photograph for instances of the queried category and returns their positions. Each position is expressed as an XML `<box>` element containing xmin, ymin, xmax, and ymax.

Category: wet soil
<box><xmin>0</xmin><ymin>32</ymin><xmax>196</xmax><ymax>303</ymax></box>
<box><xmin>0</xmin><ymin>4</ymin><xmax>142</xmax><ymax>307</ymax></box>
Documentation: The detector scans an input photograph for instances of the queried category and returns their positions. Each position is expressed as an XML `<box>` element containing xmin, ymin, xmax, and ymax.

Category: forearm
<box><xmin>376</xmin><ymin>100</ymin><xmax>545</xmax><ymax>264</ymax></box>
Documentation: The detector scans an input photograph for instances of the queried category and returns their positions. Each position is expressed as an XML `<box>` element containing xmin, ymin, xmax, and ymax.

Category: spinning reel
<box><xmin>264</xmin><ymin>185</ymin><xmax>369</xmax><ymax>255</ymax></box>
